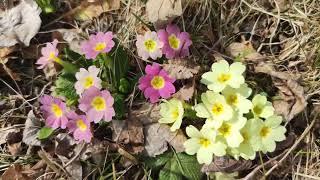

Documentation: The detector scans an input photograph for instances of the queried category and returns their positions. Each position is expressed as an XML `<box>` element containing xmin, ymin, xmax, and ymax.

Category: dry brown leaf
<box><xmin>112</xmin><ymin>119</ymin><xmax>144</xmax><ymax>154</ymax></box>
<box><xmin>0</xmin><ymin>128</ymin><xmax>20</xmax><ymax>145</ymax></box>
<box><xmin>172</xmin><ymin>79</ymin><xmax>195</xmax><ymax>101</ymax></box>
<box><xmin>146</xmin><ymin>0</ymin><xmax>183</xmax><ymax>27</ymax></box>
<box><xmin>226</xmin><ymin>41</ymin><xmax>265</xmax><ymax>62</ymax></box>
<box><xmin>163</xmin><ymin>59</ymin><xmax>200</xmax><ymax>80</ymax></box>
<box><xmin>8</xmin><ymin>142</ymin><xmax>22</xmax><ymax>156</ymax></box>
<box><xmin>201</xmin><ymin>156</ymin><xmax>252</xmax><ymax>173</ymax></box>
<box><xmin>143</xmin><ymin>123</ymin><xmax>186</xmax><ymax>157</ymax></box>
<box><xmin>6</xmin><ymin>131</ymin><xmax>23</xmax><ymax>156</ymax></box>
<box><xmin>54</xmin><ymin>29</ymin><xmax>85</xmax><ymax>54</ymax></box>
<box><xmin>22</xmin><ymin>110</ymin><xmax>42</xmax><ymax>146</ymax></box>
<box><xmin>55</xmin><ymin>133</ymin><xmax>76</xmax><ymax>158</ymax></box>
<box><xmin>74</xmin><ymin>0</ymin><xmax>120</xmax><ymax>21</ymax></box>
<box><xmin>80</xmin><ymin>138</ymin><xmax>117</xmax><ymax>161</ymax></box>
<box><xmin>255</xmin><ymin>63</ymin><xmax>307</xmax><ymax>121</ymax></box>
<box><xmin>131</xmin><ymin>103</ymin><xmax>186</xmax><ymax>156</ymax></box>
<box><xmin>0</xmin><ymin>47</ymin><xmax>15</xmax><ymax>58</ymax></box>
<box><xmin>0</xmin><ymin>0</ymin><xmax>41</xmax><ymax>47</ymax></box>
<box><xmin>1</xmin><ymin>164</ymin><xmax>32</xmax><ymax>180</ymax></box>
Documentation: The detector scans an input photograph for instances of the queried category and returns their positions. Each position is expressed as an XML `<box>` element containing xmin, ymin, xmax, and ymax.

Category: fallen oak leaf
<box><xmin>131</xmin><ymin>103</ymin><xmax>187</xmax><ymax>157</ymax></box>
<box><xmin>112</xmin><ymin>118</ymin><xmax>144</xmax><ymax>154</ymax></box>
<box><xmin>163</xmin><ymin>59</ymin><xmax>200</xmax><ymax>80</ymax></box>
<box><xmin>255</xmin><ymin>63</ymin><xmax>307</xmax><ymax>121</ymax></box>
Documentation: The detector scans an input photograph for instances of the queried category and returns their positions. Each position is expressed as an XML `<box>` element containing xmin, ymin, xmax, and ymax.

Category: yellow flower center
<box><xmin>253</xmin><ymin>105</ymin><xmax>263</xmax><ymax>115</ymax></box>
<box><xmin>49</xmin><ymin>52</ymin><xmax>56</xmax><ymax>60</ymax></box>
<box><xmin>168</xmin><ymin>34</ymin><xmax>180</xmax><ymax>49</ymax></box>
<box><xmin>171</xmin><ymin>109</ymin><xmax>180</xmax><ymax>119</ymax></box>
<box><xmin>91</xmin><ymin>96</ymin><xmax>106</xmax><ymax>111</ymax></box>
<box><xmin>94</xmin><ymin>42</ymin><xmax>106</xmax><ymax>52</ymax></box>
<box><xmin>241</xmin><ymin>132</ymin><xmax>249</xmax><ymax>143</ymax></box>
<box><xmin>144</xmin><ymin>39</ymin><xmax>157</xmax><ymax>52</ymax></box>
<box><xmin>260</xmin><ymin>126</ymin><xmax>270</xmax><ymax>138</ymax></box>
<box><xmin>199</xmin><ymin>138</ymin><xmax>211</xmax><ymax>148</ymax></box>
<box><xmin>49</xmin><ymin>52</ymin><xmax>61</xmax><ymax>63</ymax></box>
<box><xmin>218</xmin><ymin>123</ymin><xmax>232</xmax><ymax>137</ymax></box>
<box><xmin>227</xmin><ymin>94</ymin><xmax>238</xmax><ymax>105</ymax></box>
<box><xmin>83</xmin><ymin>76</ymin><xmax>94</xmax><ymax>89</ymax></box>
<box><xmin>151</xmin><ymin>76</ymin><xmax>165</xmax><ymax>89</ymax></box>
<box><xmin>218</xmin><ymin>73</ymin><xmax>231</xmax><ymax>83</ymax></box>
<box><xmin>51</xmin><ymin>104</ymin><xmax>63</xmax><ymax>118</ymax></box>
<box><xmin>76</xmin><ymin>119</ymin><xmax>87</xmax><ymax>131</ymax></box>
<box><xmin>211</xmin><ymin>103</ymin><xmax>224</xmax><ymax>115</ymax></box>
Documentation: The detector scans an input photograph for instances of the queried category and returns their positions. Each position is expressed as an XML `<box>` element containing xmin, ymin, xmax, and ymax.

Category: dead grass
<box><xmin>1</xmin><ymin>0</ymin><xmax>320</xmax><ymax>179</ymax></box>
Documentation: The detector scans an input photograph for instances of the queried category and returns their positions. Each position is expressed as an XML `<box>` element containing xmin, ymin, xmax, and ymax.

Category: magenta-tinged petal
<box><xmin>158</xmin><ymin>29</ymin><xmax>168</xmax><ymax>42</ymax></box>
<box><xmin>144</xmin><ymin>87</ymin><xmax>160</xmax><ymax>103</ymax></box>
<box><xmin>60</xmin><ymin>116</ymin><xmax>68</xmax><ymax>129</ymax></box>
<box><xmin>46</xmin><ymin>115</ymin><xmax>60</xmax><ymax>129</ymax></box>
<box><xmin>159</xmin><ymin>70</ymin><xmax>175</xmax><ymax>83</ymax></box>
<box><xmin>145</xmin><ymin>63</ymin><xmax>161</xmax><ymax>75</ymax></box>
<box><xmin>166</xmin><ymin>24</ymin><xmax>181</xmax><ymax>36</ymax></box>
<box><xmin>138</xmin><ymin>75</ymin><xmax>152</xmax><ymax>91</ymax></box>
<box><xmin>40</xmin><ymin>95</ymin><xmax>53</xmax><ymax>105</ymax></box>
<box><xmin>74</xmin><ymin>129</ymin><xmax>92</xmax><ymax>143</ymax></box>
<box><xmin>159</xmin><ymin>82</ymin><xmax>176</xmax><ymax>99</ymax></box>
<box><xmin>40</xmin><ymin>95</ymin><xmax>68</xmax><ymax>129</ymax></box>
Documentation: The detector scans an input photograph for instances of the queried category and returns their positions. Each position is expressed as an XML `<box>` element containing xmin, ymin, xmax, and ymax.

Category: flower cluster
<box><xmin>136</xmin><ymin>24</ymin><xmax>192</xmax><ymax>60</ymax></box>
<box><xmin>39</xmin><ymin>86</ymin><xmax>115</xmax><ymax>143</ymax></box>
<box><xmin>37</xmin><ymin>31</ymin><xmax>117</xmax><ymax>143</ymax></box>
<box><xmin>36</xmin><ymin>32</ymin><xmax>115</xmax><ymax>69</ymax></box>
<box><xmin>182</xmin><ymin>60</ymin><xmax>286</xmax><ymax>164</ymax></box>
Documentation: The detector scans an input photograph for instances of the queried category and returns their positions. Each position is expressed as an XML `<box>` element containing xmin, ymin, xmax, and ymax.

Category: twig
<box><xmin>241</xmin><ymin>150</ymin><xmax>286</xmax><ymax>180</ymax></box>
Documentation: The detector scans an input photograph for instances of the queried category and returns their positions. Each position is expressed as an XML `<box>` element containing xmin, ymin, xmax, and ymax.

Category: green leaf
<box><xmin>54</xmin><ymin>73</ymin><xmax>79</xmax><ymax>106</ymax></box>
<box><xmin>109</xmin><ymin>45</ymin><xmax>129</xmax><ymax>88</ymax></box>
<box><xmin>144</xmin><ymin>152</ymin><xmax>173</xmax><ymax>169</ymax></box>
<box><xmin>159</xmin><ymin>158</ymin><xmax>183</xmax><ymax>180</ymax></box>
<box><xmin>174</xmin><ymin>153</ymin><xmax>202</xmax><ymax>180</ymax></box>
<box><xmin>38</xmin><ymin>127</ymin><xmax>54</xmax><ymax>139</ymax></box>
<box><xmin>144</xmin><ymin>152</ymin><xmax>202</xmax><ymax>180</ymax></box>
<box><xmin>113</xmin><ymin>93</ymin><xmax>126</xmax><ymax>119</ymax></box>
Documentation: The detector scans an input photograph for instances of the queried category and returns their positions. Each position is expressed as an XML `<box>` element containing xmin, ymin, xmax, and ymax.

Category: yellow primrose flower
<box><xmin>252</xmin><ymin>116</ymin><xmax>286</xmax><ymax>153</ymax></box>
<box><xmin>228</xmin><ymin>119</ymin><xmax>259</xmax><ymax>160</ymax></box>
<box><xmin>222</xmin><ymin>85</ymin><xmax>252</xmax><ymax>114</ymax></box>
<box><xmin>201</xmin><ymin>60</ymin><xmax>246</xmax><ymax>93</ymax></box>
<box><xmin>159</xmin><ymin>98</ymin><xmax>184</xmax><ymax>132</ymax></box>
<box><xmin>251</xmin><ymin>94</ymin><xmax>274</xmax><ymax>119</ymax></box>
<box><xmin>194</xmin><ymin>91</ymin><xmax>233</xmax><ymax>128</ymax></box>
<box><xmin>184</xmin><ymin>125</ymin><xmax>227</xmax><ymax>164</ymax></box>
<box><xmin>204</xmin><ymin>113</ymin><xmax>247</xmax><ymax>148</ymax></box>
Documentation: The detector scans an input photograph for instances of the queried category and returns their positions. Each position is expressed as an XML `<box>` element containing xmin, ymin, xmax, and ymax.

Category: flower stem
<box><xmin>54</xmin><ymin>57</ymin><xmax>77</xmax><ymax>74</ymax></box>
<box><xmin>183</xmin><ymin>102</ymin><xmax>197</xmax><ymax>119</ymax></box>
